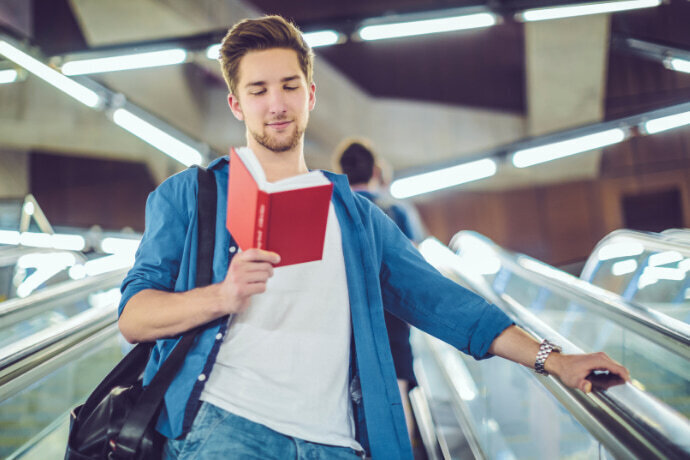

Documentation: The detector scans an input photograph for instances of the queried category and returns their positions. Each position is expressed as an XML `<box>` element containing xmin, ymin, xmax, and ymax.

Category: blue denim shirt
<box><xmin>119</xmin><ymin>156</ymin><xmax>513</xmax><ymax>459</ymax></box>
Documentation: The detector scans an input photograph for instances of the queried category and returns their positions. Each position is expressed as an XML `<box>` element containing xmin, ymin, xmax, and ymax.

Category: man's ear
<box><xmin>308</xmin><ymin>82</ymin><xmax>316</xmax><ymax>111</ymax></box>
<box><xmin>228</xmin><ymin>93</ymin><xmax>244</xmax><ymax>121</ymax></box>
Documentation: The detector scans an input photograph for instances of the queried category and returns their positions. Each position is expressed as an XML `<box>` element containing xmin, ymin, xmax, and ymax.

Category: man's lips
<box><xmin>266</xmin><ymin>120</ymin><xmax>292</xmax><ymax>129</ymax></box>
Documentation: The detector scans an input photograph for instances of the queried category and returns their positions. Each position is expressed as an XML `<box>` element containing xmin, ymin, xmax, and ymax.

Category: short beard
<box><xmin>251</xmin><ymin>125</ymin><xmax>304</xmax><ymax>153</ymax></box>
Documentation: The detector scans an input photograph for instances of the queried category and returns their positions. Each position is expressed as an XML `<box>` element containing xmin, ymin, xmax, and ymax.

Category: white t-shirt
<box><xmin>200</xmin><ymin>204</ymin><xmax>361</xmax><ymax>450</ymax></box>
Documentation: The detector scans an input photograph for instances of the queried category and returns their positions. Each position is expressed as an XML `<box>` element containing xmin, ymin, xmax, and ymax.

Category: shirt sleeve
<box><xmin>118</xmin><ymin>176</ymin><xmax>193</xmax><ymax>317</ymax></box>
<box><xmin>372</xmin><ymin>205</ymin><xmax>514</xmax><ymax>360</ymax></box>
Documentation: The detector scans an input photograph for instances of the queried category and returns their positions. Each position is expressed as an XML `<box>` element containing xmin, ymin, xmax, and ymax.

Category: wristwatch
<box><xmin>534</xmin><ymin>339</ymin><xmax>562</xmax><ymax>376</ymax></box>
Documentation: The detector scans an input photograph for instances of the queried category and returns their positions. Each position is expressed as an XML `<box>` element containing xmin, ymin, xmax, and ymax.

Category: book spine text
<box><xmin>255</xmin><ymin>191</ymin><xmax>269</xmax><ymax>249</ymax></box>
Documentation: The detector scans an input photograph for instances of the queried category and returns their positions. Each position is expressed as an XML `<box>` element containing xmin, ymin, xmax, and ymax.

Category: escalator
<box><xmin>581</xmin><ymin>229</ymin><xmax>690</xmax><ymax>324</ymax></box>
<box><xmin>2</xmin><ymin>236</ymin><xmax>690</xmax><ymax>459</ymax></box>
<box><xmin>0</xmin><ymin>262</ymin><xmax>127</xmax><ymax>458</ymax></box>
<box><xmin>417</xmin><ymin>233</ymin><xmax>690</xmax><ymax>459</ymax></box>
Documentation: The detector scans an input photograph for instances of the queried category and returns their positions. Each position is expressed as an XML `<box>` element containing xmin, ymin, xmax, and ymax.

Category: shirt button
<box><xmin>229</xmin><ymin>246</ymin><xmax>237</xmax><ymax>253</ymax></box>
<box><xmin>198</xmin><ymin>374</ymin><xmax>206</xmax><ymax>382</ymax></box>
<box><xmin>215</xmin><ymin>333</ymin><xmax>223</xmax><ymax>340</ymax></box>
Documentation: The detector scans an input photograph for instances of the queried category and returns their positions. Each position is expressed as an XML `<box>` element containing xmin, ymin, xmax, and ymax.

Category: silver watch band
<box><xmin>535</xmin><ymin>339</ymin><xmax>561</xmax><ymax>376</ymax></box>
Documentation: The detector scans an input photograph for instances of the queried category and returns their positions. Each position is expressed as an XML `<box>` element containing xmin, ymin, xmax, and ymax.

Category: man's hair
<box><xmin>338</xmin><ymin>141</ymin><xmax>376</xmax><ymax>185</ymax></box>
<box><xmin>219</xmin><ymin>15</ymin><xmax>314</xmax><ymax>95</ymax></box>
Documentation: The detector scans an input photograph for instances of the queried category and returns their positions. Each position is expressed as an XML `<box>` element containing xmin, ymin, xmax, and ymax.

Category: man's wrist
<box><xmin>535</xmin><ymin>339</ymin><xmax>562</xmax><ymax>376</ymax></box>
<box><xmin>543</xmin><ymin>350</ymin><xmax>563</xmax><ymax>376</ymax></box>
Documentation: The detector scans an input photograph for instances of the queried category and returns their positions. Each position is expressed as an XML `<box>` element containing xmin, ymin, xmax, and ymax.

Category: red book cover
<box><xmin>226</xmin><ymin>147</ymin><xmax>333</xmax><ymax>267</ymax></box>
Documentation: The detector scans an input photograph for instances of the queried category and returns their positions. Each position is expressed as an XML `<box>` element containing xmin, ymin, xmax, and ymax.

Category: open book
<box><xmin>226</xmin><ymin>147</ymin><xmax>333</xmax><ymax>267</ymax></box>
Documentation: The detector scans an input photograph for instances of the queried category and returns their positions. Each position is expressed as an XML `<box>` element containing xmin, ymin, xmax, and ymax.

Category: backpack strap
<box><xmin>113</xmin><ymin>165</ymin><xmax>217</xmax><ymax>458</ymax></box>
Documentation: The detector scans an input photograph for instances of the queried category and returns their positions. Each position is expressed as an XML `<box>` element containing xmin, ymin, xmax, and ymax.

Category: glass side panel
<box><xmin>586</xmin><ymin>242</ymin><xmax>690</xmax><ymax>324</ymax></box>
<box><xmin>411</xmin><ymin>330</ymin><xmax>615</xmax><ymax>460</ymax></box>
<box><xmin>497</xmin><ymin>275</ymin><xmax>690</xmax><ymax>419</ymax></box>
<box><xmin>0</xmin><ymin>331</ymin><xmax>126</xmax><ymax>458</ymax></box>
<box><xmin>0</xmin><ymin>286</ymin><xmax>121</xmax><ymax>349</ymax></box>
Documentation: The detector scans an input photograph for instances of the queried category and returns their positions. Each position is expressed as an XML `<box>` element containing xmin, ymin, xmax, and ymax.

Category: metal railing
<box><xmin>420</xmin><ymin>236</ymin><xmax>690</xmax><ymax>459</ymax></box>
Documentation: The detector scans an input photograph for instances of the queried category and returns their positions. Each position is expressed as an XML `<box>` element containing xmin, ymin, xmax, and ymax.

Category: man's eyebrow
<box><xmin>245</xmin><ymin>80</ymin><xmax>266</xmax><ymax>88</ymax></box>
<box><xmin>244</xmin><ymin>75</ymin><xmax>300</xmax><ymax>88</ymax></box>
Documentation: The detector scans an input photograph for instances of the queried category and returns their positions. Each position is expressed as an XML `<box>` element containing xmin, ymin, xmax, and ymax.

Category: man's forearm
<box><xmin>118</xmin><ymin>285</ymin><xmax>227</xmax><ymax>343</ymax></box>
<box><xmin>488</xmin><ymin>325</ymin><xmax>543</xmax><ymax>369</ymax></box>
<box><xmin>488</xmin><ymin>324</ymin><xmax>630</xmax><ymax>392</ymax></box>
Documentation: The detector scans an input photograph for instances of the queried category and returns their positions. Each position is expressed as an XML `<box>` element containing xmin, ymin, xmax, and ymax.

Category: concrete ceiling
<box><xmin>0</xmin><ymin>0</ymin><xmax>688</xmax><ymax>193</ymax></box>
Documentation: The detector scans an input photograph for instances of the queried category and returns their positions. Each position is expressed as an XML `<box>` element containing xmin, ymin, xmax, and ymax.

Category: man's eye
<box><xmin>284</xmin><ymin>86</ymin><xmax>298</xmax><ymax>91</ymax></box>
<box><xmin>251</xmin><ymin>90</ymin><xmax>266</xmax><ymax>96</ymax></box>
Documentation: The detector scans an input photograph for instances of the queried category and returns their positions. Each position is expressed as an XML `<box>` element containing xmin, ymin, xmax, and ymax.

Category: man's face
<box><xmin>228</xmin><ymin>48</ymin><xmax>315</xmax><ymax>153</ymax></box>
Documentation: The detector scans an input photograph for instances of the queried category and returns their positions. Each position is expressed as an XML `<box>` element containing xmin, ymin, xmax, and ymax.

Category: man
<box><xmin>118</xmin><ymin>15</ymin><xmax>629</xmax><ymax>460</ymax></box>
<box><xmin>336</xmin><ymin>139</ymin><xmax>421</xmax><ymax>444</ymax></box>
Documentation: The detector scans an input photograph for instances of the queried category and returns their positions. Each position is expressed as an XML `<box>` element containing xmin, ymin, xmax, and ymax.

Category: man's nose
<box><xmin>268</xmin><ymin>90</ymin><xmax>287</xmax><ymax>114</ymax></box>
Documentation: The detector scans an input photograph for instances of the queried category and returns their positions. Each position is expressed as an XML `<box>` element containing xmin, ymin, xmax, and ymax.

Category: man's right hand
<box><xmin>220</xmin><ymin>248</ymin><xmax>281</xmax><ymax>314</ymax></box>
<box><xmin>119</xmin><ymin>248</ymin><xmax>280</xmax><ymax>343</ymax></box>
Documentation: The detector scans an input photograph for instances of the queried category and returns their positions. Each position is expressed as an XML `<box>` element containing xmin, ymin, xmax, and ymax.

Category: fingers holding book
<box><xmin>221</xmin><ymin>248</ymin><xmax>281</xmax><ymax>314</ymax></box>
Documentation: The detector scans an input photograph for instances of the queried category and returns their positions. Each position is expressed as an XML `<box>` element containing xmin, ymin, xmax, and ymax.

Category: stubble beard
<box><xmin>251</xmin><ymin>121</ymin><xmax>305</xmax><ymax>153</ymax></box>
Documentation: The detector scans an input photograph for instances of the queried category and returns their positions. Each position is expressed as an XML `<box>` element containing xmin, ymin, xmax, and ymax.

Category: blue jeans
<box><xmin>163</xmin><ymin>402</ymin><xmax>365</xmax><ymax>459</ymax></box>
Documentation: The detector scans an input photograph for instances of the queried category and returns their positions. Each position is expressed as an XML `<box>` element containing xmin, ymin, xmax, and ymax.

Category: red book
<box><xmin>226</xmin><ymin>147</ymin><xmax>334</xmax><ymax>267</ymax></box>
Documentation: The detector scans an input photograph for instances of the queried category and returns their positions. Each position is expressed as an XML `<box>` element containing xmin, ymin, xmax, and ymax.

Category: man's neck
<box><xmin>248</xmin><ymin>140</ymin><xmax>310</xmax><ymax>183</ymax></box>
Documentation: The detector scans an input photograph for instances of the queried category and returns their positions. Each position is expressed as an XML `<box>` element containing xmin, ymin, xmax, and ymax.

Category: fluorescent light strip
<box><xmin>512</xmin><ymin>128</ymin><xmax>626</xmax><ymax>168</ymax></box>
<box><xmin>0</xmin><ymin>68</ymin><xmax>18</xmax><ymax>84</ymax></box>
<box><xmin>666</xmin><ymin>58</ymin><xmax>690</xmax><ymax>74</ymax></box>
<box><xmin>100</xmin><ymin>237</ymin><xmax>141</xmax><ymax>254</ymax></box>
<box><xmin>358</xmin><ymin>13</ymin><xmax>497</xmax><ymax>41</ymax></box>
<box><xmin>642</xmin><ymin>110</ymin><xmax>690</xmax><ymax>135</ymax></box>
<box><xmin>303</xmin><ymin>30</ymin><xmax>340</xmax><ymax>47</ymax></box>
<box><xmin>611</xmin><ymin>259</ymin><xmax>638</xmax><ymax>276</ymax></box>
<box><xmin>206</xmin><ymin>30</ymin><xmax>340</xmax><ymax>61</ymax></box>
<box><xmin>113</xmin><ymin>108</ymin><xmax>202</xmax><ymax>166</ymax></box>
<box><xmin>597</xmin><ymin>240</ymin><xmax>644</xmax><ymax>260</ymax></box>
<box><xmin>0</xmin><ymin>40</ymin><xmax>101</xmax><ymax>107</ymax></box>
<box><xmin>518</xmin><ymin>0</ymin><xmax>661</xmax><ymax>22</ymax></box>
<box><xmin>61</xmin><ymin>49</ymin><xmax>187</xmax><ymax>75</ymax></box>
<box><xmin>390</xmin><ymin>158</ymin><xmax>497</xmax><ymax>199</ymax></box>
<box><xmin>207</xmin><ymin>44</ymin><xmax>221</xmax><ymax>60</ymax></box>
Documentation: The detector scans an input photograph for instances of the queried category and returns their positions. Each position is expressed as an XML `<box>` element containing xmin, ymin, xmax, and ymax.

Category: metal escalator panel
<box><xmin>0</xmin><ymin>269</ymin><xmax>127</xmax><ymax>349</ymax></box>
<box><xmin>437</xmin><ymin>232</ymin><xmax>690</xmax><ymax>419</ymax></box>
<box><xmin>420</xmin><ymin>235</ymin><xmax>690</xmax><ymax>458</ymax></box>
<box><xmin>581</xmin><ymin>229</ymin><xmax>690</xmax><ymax>324</ymax></box>
<box><xmin>411</xmin><ymin>328</ymin><xmax>621</xmax><ymax>460</ymax></box>
<box><xmin>0</xmin><ymin>324</ymin><xmax>124</xmax><ymax>459</ymax></box>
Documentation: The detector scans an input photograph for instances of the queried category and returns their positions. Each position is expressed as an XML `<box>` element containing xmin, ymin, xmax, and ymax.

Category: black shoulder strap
<box><xmin>114</xmin><ymin>166</ymin><xmax>217</xmax><ymax>458</ymax></box>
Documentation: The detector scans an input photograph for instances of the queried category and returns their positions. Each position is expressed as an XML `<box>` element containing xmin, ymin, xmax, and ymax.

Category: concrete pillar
<box><xmin>523</xmin><ymin>14</ymin><xmax>610</xmax><ymax>180</ymax></box>
<box><xmin>0</xmin><ymin>150</ymin><xmax>29</xmax><ymax>198</ymax></box>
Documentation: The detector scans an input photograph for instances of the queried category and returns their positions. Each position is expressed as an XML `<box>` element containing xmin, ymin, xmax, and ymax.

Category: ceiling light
<box><xmin>512</xmin><ymin>128</ymin><xmax>626</xmax><ymax>168</ymax></box>
<box><xmin>611</xmin><ymin>259</ymin><xmax>638</xmax><ymax>276</ymax></box>
<box><xmin>596</xmin><ymin>240</ymin><xmax>644</xmax><ymax>260</ymax></box>
<box><xmin>61</xmin><ymin>49</ymin><xmax>187</xmax><ymax>75</ymax></box>
<box><xmin>648</xmin><ymin>251</ymin><xmax>683</xmax><ymax>267</ymax></box>
<box><xmin>390</xmin><ymin>158</ymin><xmax>497</xmax><ymax>198</ymax></box>
<box><xmin>100</xmin><ymin>237</ymin><xmax>140</xmax><ymax>255</ymax></box>
<box><xmin>665</xmin><ymin>58</ymin><xmax>690</xmax><ymax>74</ymax></box>
<box><xmin>303</xmin><ymin>30</ymin><xmax>341</xmax><ymax>47</ymax></box>
<box><xmin>358</xmin><ymin>13</ymin><xmax>497</xmax><ymax>41</ymax></box>
<box><xmin>641</xmin><ymin>110</ymin><xmax>690</xmax><ymax>135</ymax></box>
<box><xmin>0</xmin><ymin>40</ymin><xmax>101</xmax><ymax>108</ymax></box>
<box><xmin>112</xmin><ymin>108</ymin><xmax>202</xmax><ymax>166</ymax></box>
<box><xmin>0</xmin><ymin>230</ymin><xmax>20</xmax><ymax>245</ymax></box>
<box><xmin>206</xmin><ymin>43</ymin><xmax>221</xmax><ymax>60</ymax></box>
<box><xmin>517</xmin><ymin>0</ymin><xmax>661</xmax><ymax>22</ymax></box>
<box><xmin>0</xmin><ymin>68</ymin><xmax>17</xmax><ymax>84</ymax></box>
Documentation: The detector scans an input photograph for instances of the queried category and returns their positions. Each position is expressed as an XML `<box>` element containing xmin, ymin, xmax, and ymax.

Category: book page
<box><xmin>234</xmin><ymin>147</ymin><xmax>330</xmax><ymax>193</ymax></box>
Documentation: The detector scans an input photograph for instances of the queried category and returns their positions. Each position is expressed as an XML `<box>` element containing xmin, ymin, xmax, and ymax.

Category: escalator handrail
<box><xmin>451</xmin><ymin>231</ymin><xmax>690</xmax><ymax>358</ymax></box>
<box><xmin>0</xmin><ymin>268</ymin><xmax>128</xmax><ymax>326</ymax></box>
<box><xmin>581</xmin><ymin>228</ymin><xmax>690</xmax><ymax>281</ymax></box>
<box><xmin>0</xmin><ymin>301</ymin><xmax>118</xmax><ymax>373</ymax></box>
<box><xmin>420</xmin><ymin>238</ymin><xmax>690</xmax><ymax>459</ymax></box>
